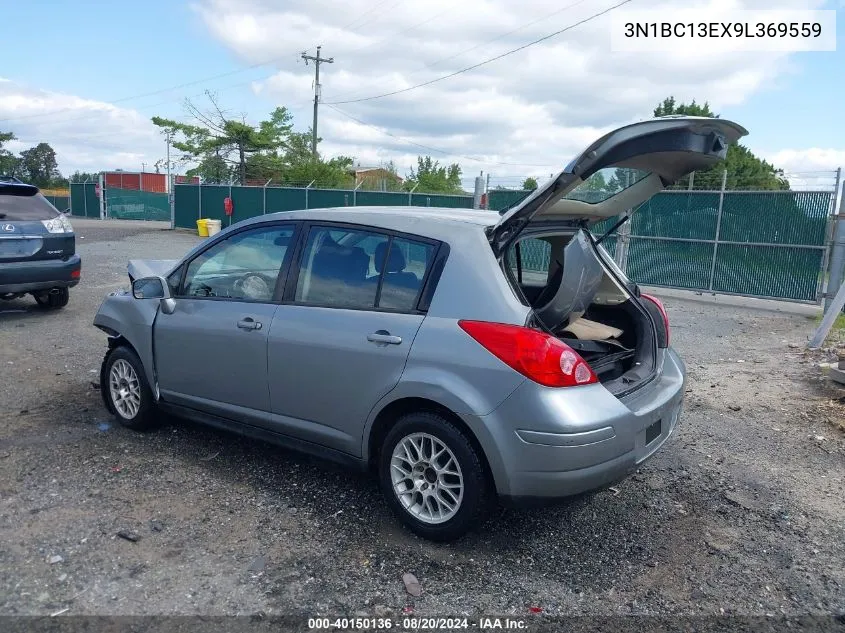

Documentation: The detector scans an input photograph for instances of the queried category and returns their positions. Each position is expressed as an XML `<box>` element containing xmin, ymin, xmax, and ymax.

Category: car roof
<box><xmin>246</xmin><ymin>206</ymin><xmax>501</xmax><ymax>241</ymax></box>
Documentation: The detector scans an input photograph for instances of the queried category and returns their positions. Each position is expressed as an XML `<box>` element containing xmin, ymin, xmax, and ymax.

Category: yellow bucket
<box><xmin>196</xmin><ymin>218</ymin><xmax>209</xmax><ymax>237</ymax></box>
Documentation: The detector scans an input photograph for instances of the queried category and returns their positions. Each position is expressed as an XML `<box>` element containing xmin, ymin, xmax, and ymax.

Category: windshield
<box><xmin>564</xmin><ymin>167</ymin><xmax>650</xmax><ymax>204</ymax></box>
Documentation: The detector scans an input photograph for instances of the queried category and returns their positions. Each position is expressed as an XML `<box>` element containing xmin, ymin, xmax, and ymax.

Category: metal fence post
<box><xmin>263</xmin><ymin>179</ymin><xmax>271</xmax><ymax>214</ymax></box>
<box><xmin>825</xmin><ymin>167</ymin><xmax>845</xmax><ymax>311</ymax></box>
<box><xmin>408</xmin><ymin>183</ymin><xmax>418</xmax><ymax>206</ymax></box>
<box><xmin>819</xmin><ymin>167</ymin><xmax>841</xmax><ymax>305</ymax></box>
<box><xmin>353</xmin><ymin>180</ymin><xmax>363</xmax><ymax>206</ymax></box>
<box><xmin>305</xmin><ymin>180</ymin><xmax>315</xmax><ymax>209</ymax></box>
<box><xmin>707</xmin><ymin>169</ymin><xmax>728</xmax><ymax>292</ymax></box>
<box><xmin>198</xmin><ymin>182</ymin><xmax>202</xmax><ymax>220</ymax></box>
<box><xmin>169</xmin><ymin>174</ymin><xmax>175</xmax><ymax>229</ymax></box>
<box><xmin>99</xmin><ymin>173</ymin><xmax>105</xmax><ymax>219</ymax></box>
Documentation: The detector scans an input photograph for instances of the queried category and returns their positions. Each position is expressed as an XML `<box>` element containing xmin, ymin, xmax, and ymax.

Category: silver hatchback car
<box><xmin>94</xmin><ymin>117</ymin><xmax>746</xmax><ymax>540</ymax></box>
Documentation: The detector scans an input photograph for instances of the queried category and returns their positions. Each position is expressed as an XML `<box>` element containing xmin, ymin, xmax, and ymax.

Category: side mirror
<box><xmin>131</xmin><ymin>276</ymin><xmax>176</xmax><ymax>314</ymax></box>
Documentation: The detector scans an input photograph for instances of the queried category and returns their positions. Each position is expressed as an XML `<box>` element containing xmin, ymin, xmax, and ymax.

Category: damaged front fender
<box><xmin>93</xmin><ymin>291</ymin><xmax>160</xmax><ymax>398</ymax></box>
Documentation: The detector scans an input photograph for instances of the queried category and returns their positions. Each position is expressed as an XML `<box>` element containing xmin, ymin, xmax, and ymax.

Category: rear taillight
<box><xmin>458</xmin><ymin>320</ymin><xmax>597</xmax><ymax>388</ymax></box>
<box><xmin>641</xmin><ymin>294</ymin><xmax>669</xmax><ymax>346</ymax></box>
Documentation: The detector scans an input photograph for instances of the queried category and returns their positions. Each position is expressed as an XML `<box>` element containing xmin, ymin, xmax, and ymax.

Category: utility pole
<box><xmin>166</xmin><ymin>131</ymin><xmax>174</xmax><ymax>229</ymax></box>
<box><xmin>302</xmin><ymin>46</ymin><xmax>334</xmax><ymax>158</ymax></box>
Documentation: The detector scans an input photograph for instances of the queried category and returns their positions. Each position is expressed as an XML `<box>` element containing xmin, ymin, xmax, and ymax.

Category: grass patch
<box><xmin>813</xmin><ymin>311</ymin><xmax>845</xmax><ymax>346</ymax></box>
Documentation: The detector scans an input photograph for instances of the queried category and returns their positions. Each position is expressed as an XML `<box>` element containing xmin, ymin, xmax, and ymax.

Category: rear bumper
<box><xmin>468</xmin><ymin>347</ymin><xmax>686</xmax><ymax>501</ymax></box>
<box><xmin>0</xmin><ymin>254</ymin><xmax>81</xmax><ymax>293</ymax></box>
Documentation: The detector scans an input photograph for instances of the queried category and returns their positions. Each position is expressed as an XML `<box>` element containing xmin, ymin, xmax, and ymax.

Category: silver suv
<box><xmin>94</xmin><ymin>117</ymin><xmax>746</xmax><ymax>540</ymax></box>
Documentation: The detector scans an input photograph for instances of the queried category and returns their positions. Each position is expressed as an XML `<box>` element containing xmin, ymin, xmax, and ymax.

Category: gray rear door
<box><xmin>154</xmin><ymin>223</ymin><xmax>297</xmax><ymax>415</ymax></box>
<box><xmin>267</xmin><ymin>224</ymin><xmax>437</xmax><ymax>456</ymax></box>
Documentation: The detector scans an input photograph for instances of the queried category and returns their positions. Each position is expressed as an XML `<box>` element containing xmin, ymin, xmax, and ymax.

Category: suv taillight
<box><xmin>641</xmin><ymin>294</ymin><xmax>670</xmax><ymax>347</ymax></box>
<box><xmin>458</xmin><ymin>320</ymin><xmax>597</xmax><ymax>388</ymax></box>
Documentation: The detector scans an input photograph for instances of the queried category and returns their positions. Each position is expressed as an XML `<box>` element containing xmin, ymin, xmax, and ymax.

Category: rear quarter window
<box><xmin>0</xmin><ymin>190</ymin><xmax>61</xmax><ymax>221</ymax></box>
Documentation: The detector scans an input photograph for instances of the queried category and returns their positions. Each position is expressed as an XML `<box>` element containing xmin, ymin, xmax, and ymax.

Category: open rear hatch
<box><xmin>489</xmin><ymin>116</ymin><xmax>747</xmax><ymax>393</ymax></box>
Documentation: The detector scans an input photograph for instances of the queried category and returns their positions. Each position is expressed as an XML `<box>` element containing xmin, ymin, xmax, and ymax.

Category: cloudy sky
<box><xmin>0</xmin><ymin>0</ymin><xmax>842</xmax><ymax>189</ymax></box>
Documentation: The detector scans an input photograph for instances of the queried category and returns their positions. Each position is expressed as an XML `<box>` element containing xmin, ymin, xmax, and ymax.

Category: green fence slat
<box><xmin>266</xmin><ymin>187</ymin><xmax>307</xmax><ymax>213</ymax></box>
<box><xmin>632</xmin><ymin>192</ymin><xmax>721</xmax><ymax>239</ymax></box>
<box><xmin>718</xmin><ymin>191</ymin><xmax>830</xmax><ymax>246</ymax></box>
<box><xmin>106</xmin><ymin>188</ymin><xmax>170</xmax><ymax>221</ymax></box>
<box><xmin>355</xmin><ymin>191</ymin><xmax>411</xmax><ymax>207</ymax></box>
<box><xmin>713</xmin><ymin>244</ymin><xmax>823</xmax><ymax>301</ymax></box>
<box><xmin>308</xmin><ymin>189</ymin><xmax>349</xmax><ymax>209</ymax></box>
<box><xmin>174</xmin><ymin>185</ymin><xmax>199</xmax><ymax>228</ymax></box>
<box><xmin>626</xmin><ymin>237</ymin><xmax>714</xmax><ymax>290</ymax></box>
<box><xmin>488</xmin><ymin>189</ymin><xmax>531</xmax><ymax>211</ymax></box>
<box><xmin>231</xmin><ymin>186</ymin><xmax>263</xmax><ymax>224</ymax></box>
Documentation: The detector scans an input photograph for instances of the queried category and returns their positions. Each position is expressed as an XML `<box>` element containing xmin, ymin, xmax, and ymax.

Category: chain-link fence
<box><xmin>170</xmin><ymin>184</ymin><xmax>528</xmax><ymax>229</ymax></box>
<box><xmin>515</xmin><ymin>187</ymin><xmax>837</xmax><ymax>303</ymax></box>
<box><xmin>70</xmin><ymin>171</ymin><xmax>841</xmax><ymax>305</ymax></box>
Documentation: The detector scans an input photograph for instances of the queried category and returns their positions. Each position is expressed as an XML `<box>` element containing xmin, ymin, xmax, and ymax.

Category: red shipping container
<box><xmin>103</xmin><ymin>171</ymin><xmax>167</xmax><ymax>192</ymax></box>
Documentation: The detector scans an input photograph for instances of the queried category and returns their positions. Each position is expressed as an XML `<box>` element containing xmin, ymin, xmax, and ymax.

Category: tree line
<box><xmin>151</xmin><ymin>92</ymin><xmax>468</xmax><ymax>194</ymax></box>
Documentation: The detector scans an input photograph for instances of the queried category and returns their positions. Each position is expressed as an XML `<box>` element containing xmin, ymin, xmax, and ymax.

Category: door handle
<box><xmin>367</xmin><ymin>330</ymin><xmax>402</xmax><ymax>345</ymax></box>
<box><xmin>237</xmin><ymin>317</ymin><xmax>262</xmax><ymax>331</ymax></box>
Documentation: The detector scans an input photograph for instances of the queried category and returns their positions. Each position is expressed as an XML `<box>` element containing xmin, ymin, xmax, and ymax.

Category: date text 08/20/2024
<box><xmin>308</xmin><ymin>617</ymin><xmax>529</xmax><ymax>630</ymax></box>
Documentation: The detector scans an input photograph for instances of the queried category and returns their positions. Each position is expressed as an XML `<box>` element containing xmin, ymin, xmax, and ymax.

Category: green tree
<box><xmin>0</xmin><ymin>131</ymin><xmax>20</xmax><ymax>176</ymax></box>
<box><xmin>18</xmin><ymin>142</ymin><xmax>62</xmax><ymax>188</ymax></box>
<box><xmin>653</xmin><ymin>96</ymin><xmax>789</xmax><ymax>191</ymax></box>
<box><xmin>522</xmin><ymin>177</ymin><xmax>538</xmax><ymax>191</ymax></box>
<box><xmin>69</xmin><ymin>170</ymin><xmax>99</xmax><ymax>183</ymax></box>
<box><xmin>404</xmin><ymin>156</ymin><xmax>464</xmax><ymax>194</ymax></box>
<box><xmin>153</xmin><ymin>93</ymin><xmax>291</xmax><ymax>185</ymax></box>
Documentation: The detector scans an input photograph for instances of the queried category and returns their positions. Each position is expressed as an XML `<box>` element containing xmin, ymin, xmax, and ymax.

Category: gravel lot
<box><xmin>1</xmin><ymin>218</ymin><xmax>844</xmax><ymax>618</ymax></box>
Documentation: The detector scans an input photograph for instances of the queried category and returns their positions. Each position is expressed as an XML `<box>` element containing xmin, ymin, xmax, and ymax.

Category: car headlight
<box><xmin>41</xmin><ymin>215</ymin><xmax>74</xmax><ymax>233</ymax></box>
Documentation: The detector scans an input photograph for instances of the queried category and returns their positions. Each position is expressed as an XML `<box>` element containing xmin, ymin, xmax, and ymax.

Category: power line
<box><xmin>327</xmin><ymin>0</ymin><xmax>592</xmax><ymax>103</ymax></box>
<box><xmin>325</xmin><ymin>104</ymin><xmax>553</xmax><ymax>168</ymax></box>
<box><xmin>326</xmin><ymin>0</ymin><xmax>632</xmax><ymax>105</ymax></box>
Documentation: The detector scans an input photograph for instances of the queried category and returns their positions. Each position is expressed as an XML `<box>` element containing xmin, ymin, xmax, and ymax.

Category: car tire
<box><xmin>102</xmin><ymin>346</ymin><xmax>160</xmax><ymax>431</ymax></box>
<box><xmin>379</xmin><ymin>411</ymin><xmax>491</xmax><ymax>542</ymax></box>
<box><xmin>34</xmin><ymin>288</ymin><xmax>69</xmax><ymax>309</ymax></box>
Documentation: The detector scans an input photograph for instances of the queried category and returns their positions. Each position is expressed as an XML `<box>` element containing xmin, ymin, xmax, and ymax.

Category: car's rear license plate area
<box><xmin>0</xmin><ymin>238</ymin><xmax>42</xmax><ymax>259</ymax></box>
<box><xmin>645</xmin><ymin>419</ymin><xmax>662</xmax><ymax>445</ymax></box>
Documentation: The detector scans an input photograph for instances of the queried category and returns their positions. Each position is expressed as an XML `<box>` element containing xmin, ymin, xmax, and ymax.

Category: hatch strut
<box><xmin>595</xmin><ymin>212</ymin><xmax>631</xmax><ymax>246</ymax></box>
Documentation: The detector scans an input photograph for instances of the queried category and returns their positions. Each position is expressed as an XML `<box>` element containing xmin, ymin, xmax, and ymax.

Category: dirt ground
<box><xmin>1</xmin><ymin>218</ymin><xmax>844</xmax><ymax>619</ymax></box>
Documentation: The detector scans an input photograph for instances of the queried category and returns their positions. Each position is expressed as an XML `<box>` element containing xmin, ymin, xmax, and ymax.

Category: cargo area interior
<box><xmin>506</xmin><ymin>229</ymin><xmax>656</xmax><ymax>393</ymax></box>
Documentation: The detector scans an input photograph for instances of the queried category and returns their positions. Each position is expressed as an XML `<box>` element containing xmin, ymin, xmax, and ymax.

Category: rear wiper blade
<box><xmin>595</xmin><ymin>213</ymin><xmax>630</xmax><ymax>246</ymax></box>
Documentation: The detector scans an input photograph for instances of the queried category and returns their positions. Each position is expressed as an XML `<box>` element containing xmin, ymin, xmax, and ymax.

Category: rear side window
<box><xmin>0</xmin><ymin>189</ymin><xmax>61</xmax><ymax>221</ymax></box>
<box><xmin>377</xmin><ymin>238</ymin><xmax>434</xmax><ymax>311</ymax></box>
<box><xmin>294</xmin><ymin>225</ymin><xmax>436</xmax><ymax>312</ymax></box>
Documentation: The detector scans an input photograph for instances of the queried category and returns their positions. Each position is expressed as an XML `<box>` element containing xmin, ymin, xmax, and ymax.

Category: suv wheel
<box><xmin>34</xmin><ymin>287</ymin><xmax>69</xmax><ymax>309</ymax></box>
<box><xmin>379</xmin><ymin>412</ymin><xmax>491</xmax><ymax>541</ymax></box>
<box><xmin>102</xmin><ymin>346</ymin><xmax>159</xmax><ymax>431</ymax></box>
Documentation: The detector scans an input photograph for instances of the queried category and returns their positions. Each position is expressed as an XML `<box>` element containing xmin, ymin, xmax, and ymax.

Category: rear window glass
<box><xmin>0</xmin><ymin>190</ymin><xmax>61</xmax><ymax>221</ymax></box>
<box><xmin>565</xmin><ymin>167</ymin><xmax>650</xmax><ymax>204</ymax></box>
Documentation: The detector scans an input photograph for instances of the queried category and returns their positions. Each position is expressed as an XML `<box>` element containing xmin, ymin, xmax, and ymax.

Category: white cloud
<box><xmin>0</xmin><ymin>78</ymin><xmax>166</xmax><ymax>176</ymax></box>
<box><xmin>191</xmin><ymin>0</ymin><xmax>832</xmax><ymax>185</ymax></box>
<box><xmin>761</xmin><ymin>148</ymin><xmax>844</xmax><ymax>191</ymax></box>
<box><xmin>1</xmin><ymin>0</ymin><xmax>838</xmax><ymax>187</ymax></box>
